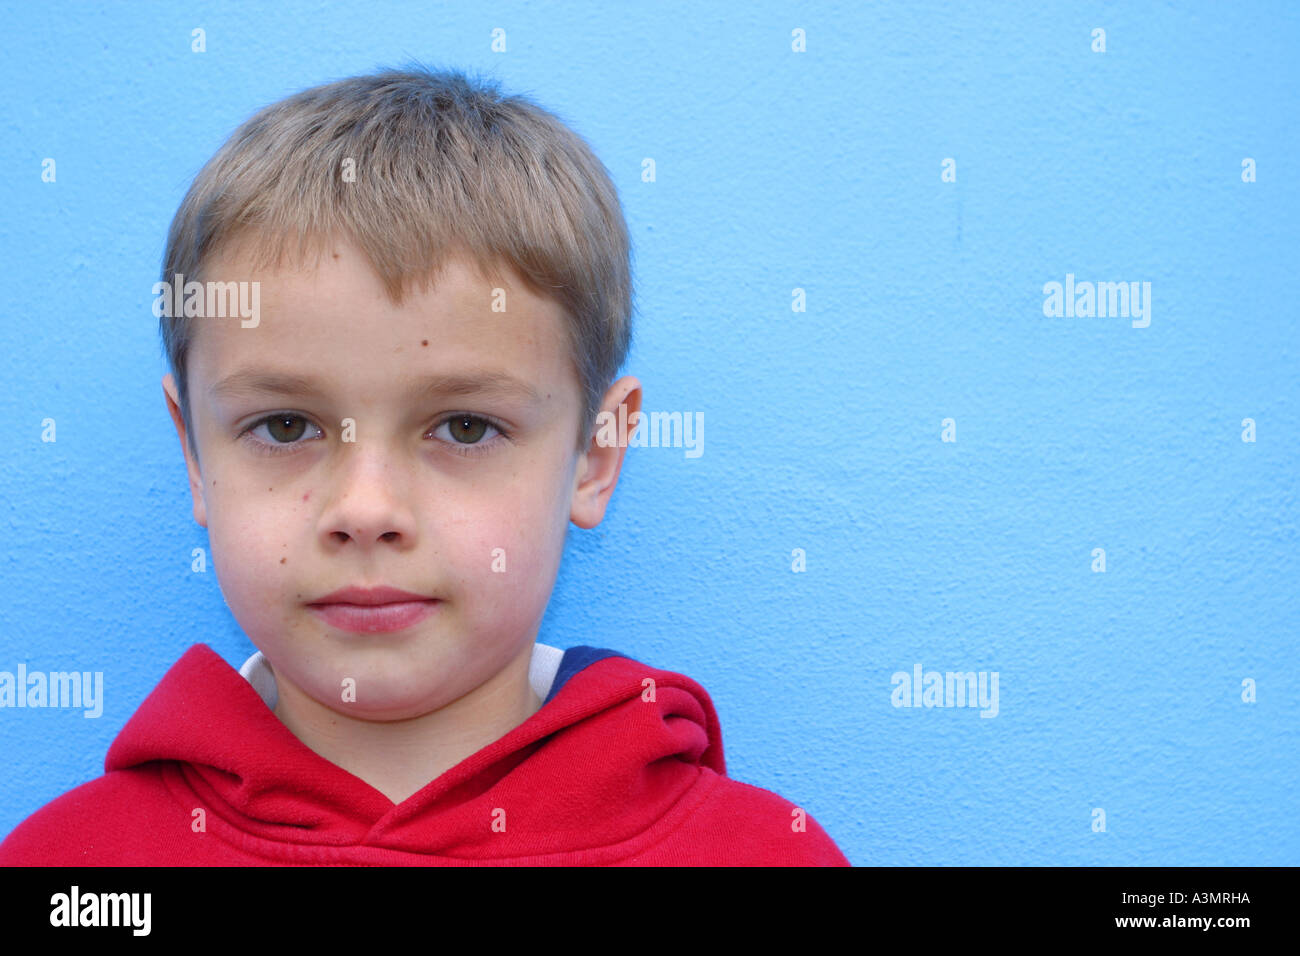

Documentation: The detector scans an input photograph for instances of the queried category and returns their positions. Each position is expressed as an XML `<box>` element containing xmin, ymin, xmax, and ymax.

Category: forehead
<box><xmin>188</xmin><ymin>239</ymin><xmax>578</xmax><ymax>402</ymax></box>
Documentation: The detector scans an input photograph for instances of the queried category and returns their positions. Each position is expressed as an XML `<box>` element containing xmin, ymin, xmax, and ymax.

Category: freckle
<box><xmin>268</xmin><ymin>487</ymin><xmax>273</xmax><ymax>491</ymax></box>
<box><xmin>421</xmin><ymin>339</ymin><xmax>429</xmax><ymax>347</ymax></box>
<box><xmin>280</xmin><ymin>557</ymin><xmax>286</xmax><ymax>564</ymax></box>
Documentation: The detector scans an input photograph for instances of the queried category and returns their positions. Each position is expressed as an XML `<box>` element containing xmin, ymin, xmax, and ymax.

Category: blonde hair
<box><xmin>158</xmin><ymin>64</ymin><xmax>633</xmax><ymax>461</ymax></box>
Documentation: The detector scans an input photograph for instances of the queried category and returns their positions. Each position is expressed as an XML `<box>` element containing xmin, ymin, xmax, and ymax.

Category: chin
<box><xmin>317</xmin><ymin>684</ymin><xmax>452</xmax><ymax>722</ymax></box>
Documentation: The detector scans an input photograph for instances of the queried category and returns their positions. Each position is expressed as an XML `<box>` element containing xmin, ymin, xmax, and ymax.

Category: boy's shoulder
<box><xmin>0</xmin><ymin>764</ymin><xmax>182</xmax><ymax>866</ymax></box>
<box><xmin>632</xmin><ymin>765</ymin><xmax>849</xmax><ymax>866</ymax></box>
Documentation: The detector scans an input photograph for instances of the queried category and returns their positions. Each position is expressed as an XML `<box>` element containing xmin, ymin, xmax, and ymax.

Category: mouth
<box><xmin>308</xmin><ymin>600</ymin><xmax>440</xmax><ymax>634</ymax></box>
<box><xmin>307</xmin><ymin>586</ymin><xmax>441</xmax><ymax>634</ymax></box>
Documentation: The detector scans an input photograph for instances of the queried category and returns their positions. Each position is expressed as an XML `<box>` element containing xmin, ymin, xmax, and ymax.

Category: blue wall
<box><xmin>0</xmin><ymin>0</ymin><xmax>1296</xmax><ymax>865</ymax></box>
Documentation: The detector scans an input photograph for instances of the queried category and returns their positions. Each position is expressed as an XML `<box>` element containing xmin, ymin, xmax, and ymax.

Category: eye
<box><xmin>241</xmin><ymin>413</ymin><xmax>324</xmax><ymax>455</ymax></box>
<box><xmin>430</xmin><ymin>413</ymin><xmax>509</xmax><ymax>457</ymax></box>
<box><xmin>237</xmin><ymin>412</ymin><xmax>509</xmax><ymax>459</ymax></box>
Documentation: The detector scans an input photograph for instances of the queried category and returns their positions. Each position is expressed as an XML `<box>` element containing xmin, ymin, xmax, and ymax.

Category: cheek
<box><xmin>204</xmin><ymin>491</ymin><xmax>289</xmax><ymax>608</ymax></box>
<box><xmin>450</xmin><ymin>472</ymin><xmax>567</xmax><ymax>608</ymax></box>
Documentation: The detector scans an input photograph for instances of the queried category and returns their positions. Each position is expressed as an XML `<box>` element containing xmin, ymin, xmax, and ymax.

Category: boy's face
<box><xmin>162</xmin><ymin>238</ymin><xmax>636</xmax><ymax>723</ymax></box>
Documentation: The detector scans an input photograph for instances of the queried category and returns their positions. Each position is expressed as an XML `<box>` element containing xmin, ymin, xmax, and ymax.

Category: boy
<box><xmin>0</xmin><ymin>66</ymin><xmax>848</xmax><ymax>865</ymax></box>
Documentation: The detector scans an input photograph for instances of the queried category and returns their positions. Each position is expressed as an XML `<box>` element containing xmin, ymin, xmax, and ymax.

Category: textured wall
<box><xmin>0</xmin><ymin>1</ymin><xmax>1296</xmax><ymax>865</ymax></box>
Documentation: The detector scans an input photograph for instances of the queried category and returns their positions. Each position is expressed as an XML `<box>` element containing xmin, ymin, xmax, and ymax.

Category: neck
<box><xmin>270</xmin><ymin>645</ymin><xmax>543</xmax><ymax>805</ymax></box>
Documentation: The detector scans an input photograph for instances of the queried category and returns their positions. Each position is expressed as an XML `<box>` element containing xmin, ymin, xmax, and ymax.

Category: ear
<box><xmin>162</xmin><ymin>373</ymin><xmax>208</xmax><ymax>528</ymax></box>
<box><xmin>570</xmin><ymin>376</ymin><xmax>641</xmax><ymax>530</ymax></box>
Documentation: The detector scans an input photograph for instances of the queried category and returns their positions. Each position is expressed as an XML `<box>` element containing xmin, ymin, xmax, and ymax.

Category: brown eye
<box><xmin>447</xmin><ymin>415</ymin><xmax>487</xmax><ymax>444</ymax></box>
<box><xmin>266</xmin><ymin>414</ymin><xmax>308</xmax><ymax>443</ymax></box>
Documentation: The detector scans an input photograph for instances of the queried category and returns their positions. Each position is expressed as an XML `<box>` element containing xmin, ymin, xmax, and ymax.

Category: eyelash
<box><xmin>237</xmin><ymin>412</ymin><xmax>511</xmax><ymax>459</ymax></box>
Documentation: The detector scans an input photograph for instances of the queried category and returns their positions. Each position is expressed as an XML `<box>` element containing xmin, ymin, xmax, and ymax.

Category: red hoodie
<box><xmin>0</xmin><ymin>643</ymin><xmax>849</xmax><ymax>865</ymax></box>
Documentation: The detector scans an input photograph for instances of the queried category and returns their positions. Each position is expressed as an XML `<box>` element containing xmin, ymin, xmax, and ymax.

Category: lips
<box><xmin>307</xmin><ymin>586</ymin><xmax>441</xmax><ymax>634</ymax></box>
<box><xmin>310</xmin><ymin>585</ymin><xmax>434</xmax><ymax>606</ymax></box>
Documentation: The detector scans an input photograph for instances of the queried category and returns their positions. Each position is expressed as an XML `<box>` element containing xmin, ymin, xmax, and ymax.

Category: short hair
<box><xmin>158</xmin><ymin>64</ymin><xmax>634</xmax><ymax>464</ymax></box>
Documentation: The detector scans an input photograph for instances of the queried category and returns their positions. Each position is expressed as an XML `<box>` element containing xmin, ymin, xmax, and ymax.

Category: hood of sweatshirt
<box><xmin>102</xmin><ymin>642</ymin><xmax>726</xmax><ymax>859</ymax></box>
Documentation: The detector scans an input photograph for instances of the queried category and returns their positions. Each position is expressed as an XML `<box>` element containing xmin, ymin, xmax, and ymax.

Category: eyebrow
<box><xmin>209</xmin><ymin>368</ymin><xmax>543</xmax><ymax>405</ymax></box>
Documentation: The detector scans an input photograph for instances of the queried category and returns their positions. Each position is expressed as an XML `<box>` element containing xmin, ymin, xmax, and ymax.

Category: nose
<box><xmin>317</xmin><ymin>439</ymin><xmax>419</xmax><ymax>549</ymax></box>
